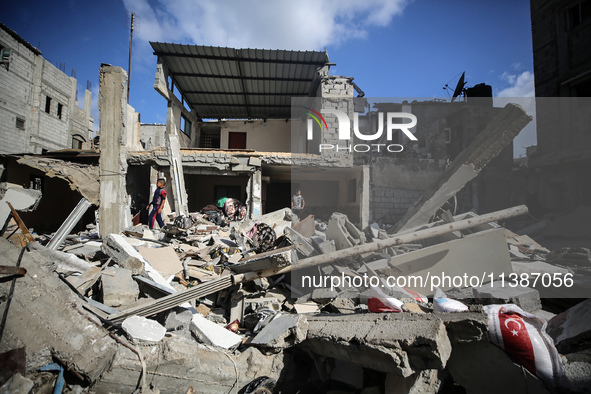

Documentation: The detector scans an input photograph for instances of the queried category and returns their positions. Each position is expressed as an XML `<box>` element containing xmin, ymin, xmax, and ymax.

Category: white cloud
<box><xmin>123</xmin><ymin>0</ymin><xmax>410</xmax><ymax>50</ymax></box>
<box><xmin>497</xmin><ymin>71</ymin><xmax>535</xmax><ymax>97</ymax></box>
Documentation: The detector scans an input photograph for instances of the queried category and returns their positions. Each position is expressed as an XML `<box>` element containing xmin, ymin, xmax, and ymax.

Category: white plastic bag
<box><xmin>433</xmin><ymin>288</ymin><xmax>469</xmax><ymax>312</ymax></box>
<box><xmin>367</xmin><ymin>286</ymin><xmax>403</xmax><ymax>313</ymax></box>
<box><xmin>484</xmin><ymin>304</ymin><xmax>567</xmax><ymax>387</ymax></box>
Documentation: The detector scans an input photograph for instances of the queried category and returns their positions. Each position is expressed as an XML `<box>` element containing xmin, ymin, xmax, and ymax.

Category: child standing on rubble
<box><xmin>291</xmin><ymin>189</ymin><xmax>305</xmax><ymax>219</ymax></box>
<box><xmin>147</xmin><ymin>178</ymin><xmax>167</xmax><ymax>229</ymax></box>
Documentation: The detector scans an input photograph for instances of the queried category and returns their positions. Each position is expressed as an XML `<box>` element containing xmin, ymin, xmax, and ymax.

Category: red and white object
<box><xmin>484</xmin><ymin>304</ymin><xmax>567</xmax><ymax>387</ymax></box>
<box><xmin>400</xmin><ymin>286</ymin><xmax>429</xmax><ymax>303</ymax></box>
<box><xmin>367</xmin><ymin>286</ymin><xmax>403</xmax><ymax>313</ymax></box>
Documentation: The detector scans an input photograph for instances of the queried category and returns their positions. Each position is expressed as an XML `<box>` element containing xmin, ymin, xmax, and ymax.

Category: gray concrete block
<box><xmin>190</xmin><ymin>313</ymin><xmax>242</xmax><ymax>350</ymax></box>
<box><xmin>101</xmin><ymin>267</ymin><xmax>139</xmax><ymax>308</ymax></box>
<box><xmin>473</xmin><ymin>281</ymin><xmax>541</xmax><ymax>312</ymax></box>
<box><xmin>304</xmin><ymin>313</ymin><xmax>452</xmax><ymax>377</ymax></box>
<box><xmin>285</xmin><ymin>227</ymin><xmax>315</xmax><ymax>257</ymax></box>
<box><xmin>546</xmin><ymin>298</ymin><xmax>591</xmax><ymax>354</ymax></box>
<box><xmin>251</xmin><ymin>314</ymin><xmax>308</xmax><ymax>350</ymax></box>
<box><xmin>326</xmin><ymin>212</ymin><xmax>366</xmax><ymax>251</ymax></box>
<box><xmin>447</xmin><ymin>341</ymin><xmax>550</xmax><ymax>394</ymax></box>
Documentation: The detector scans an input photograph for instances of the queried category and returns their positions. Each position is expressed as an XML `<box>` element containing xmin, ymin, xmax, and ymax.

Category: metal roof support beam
<box><xmin>171</xmin><ymin>73</ymin><xmax>312</xmax><ymax>82</ymax></box>
<box><xmin>152</xmin><ymin>51</ymin><xmax>327</xmax><ymax>66</ymax></box>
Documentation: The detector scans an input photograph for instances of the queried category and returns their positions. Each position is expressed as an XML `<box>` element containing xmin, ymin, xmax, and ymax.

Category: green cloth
<box><xmin>216</xmin><ymin>197</ymin><xmax>228</xmax><ymax>208</ymax></box>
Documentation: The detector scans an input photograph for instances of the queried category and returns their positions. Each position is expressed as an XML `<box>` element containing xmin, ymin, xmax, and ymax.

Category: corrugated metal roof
<box><xmin>150</xmin><ymin>42</ymin><xmax>329</xmax><ymax>119</ymax></box>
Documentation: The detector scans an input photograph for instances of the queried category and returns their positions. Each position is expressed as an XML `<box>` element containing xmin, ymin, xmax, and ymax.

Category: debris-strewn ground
<box><xmin>1</xmin><ymin>203</ymin><xmax>590</xmax><ymax>394</ymax></box>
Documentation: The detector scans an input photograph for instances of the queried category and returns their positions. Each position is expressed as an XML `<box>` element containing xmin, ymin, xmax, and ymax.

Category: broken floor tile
<box><xmin>190</xmin><ymin>313</ymin><xmax>242</xmax><ymax>350</ymax></box>
<box><xmin>122</xmin><ymin>315</ymin><xmax>166</xmax><ymax>344</ymax></box>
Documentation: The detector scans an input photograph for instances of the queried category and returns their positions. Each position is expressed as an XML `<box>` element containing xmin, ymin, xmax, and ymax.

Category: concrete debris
<box><xmin>326</xmin><ymin>212</ymin><xmax>366</xmax><ymax>250</ymax></box>
<box><xmin>138</xmin><ymin>245</ymin><xmax>183</xmax><ymax>276</ymax></box>
<box><xmin>447</xmin><ymin>341</ymin><xmax>551</xmax><ymax>394</ymax></box>
<box><xmin>16</xmin><ymin>156</ymin><xmax>100</xmax><ymax>205</ymax></box>
<box><xmin>304</xmin><ymin>313</ymin><xmax>452</xmax><ymax>377</ymax></box>
<box><xmin>122</xmin><ymin>315</ymin><xmax>166</xmax><ymax>344</ymax></box>
<box><xmin>0</xmin><ymin>239</ymin><xmax>117</xmax><ymax>382</ymax></box>
<box><xmin>0</xmin><ymin>373</ymin><xmax>34</xmax><ymax>394</ymax></box>
<box><xmin>190</xmin><ymin>313</ymin><xmax>242</xmax><ymax>350</ymax></box>
<box><xmin>251</xmin><ymin>314</ymin><xmax>308</xmax><ymax>350</ymax></box>
<box><xmin>100</xmin><ymin>267</ymin><xmax>139</xmax><ymax>308</ymax></box>
<box><xmin>473</xmin><ymin>282</ymin><xmax>541</xmax><ymax>312</ymax></box>
<box><xmin>0</xmin><ymin>184</ymin><xmax>42</xmax><ymax>230</ymax></box>
<box><xmin>546</xmin><ymin>298</ymin><xmax>591</xmax><ymax>354</ymax></box>
<box><xmin>0</xmin><ymin>197</ymin><xmax>587</xmax><ymax>393</ymax></box>
<box><xmin>385</xmin><ymin>369</ymin><xmax>442</xmax><ymax>394</ymax></box>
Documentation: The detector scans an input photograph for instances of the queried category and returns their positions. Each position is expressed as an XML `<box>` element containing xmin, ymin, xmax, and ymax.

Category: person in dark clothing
<box><xmin>147</xmin><ymin>178</ymin><xmax>167</xmax><ymax>229</ymax></box>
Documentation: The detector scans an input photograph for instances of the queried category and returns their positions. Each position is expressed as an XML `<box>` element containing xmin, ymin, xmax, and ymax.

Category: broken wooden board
<box><xmin>138</xmin><ymin>245</ymin><xmax>183</xmax><ymax>276</ymax></box>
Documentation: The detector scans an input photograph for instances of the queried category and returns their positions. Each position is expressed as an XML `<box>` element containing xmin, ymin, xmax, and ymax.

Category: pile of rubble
<box><xmin>1</xmin><ymin>198</ymin><xmax>590</xmax><ymax>394</ymax></box>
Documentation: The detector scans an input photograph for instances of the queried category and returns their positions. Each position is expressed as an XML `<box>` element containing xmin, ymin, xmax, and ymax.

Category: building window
<box><xmin>180</xmin><ymin>114</ymin><xmax>191</xmax><ymax>136</ymax></box>
<box><xmin>200</xmin><ymin>129</ymin><xmax>221</xmax><ymax>149</ymax></box>
<box><xmin>45</xmin><ymin>96</ymin><xmax>52</xmax><ymax>114</ymax></box>
<box><xmin>16</xmin><ymin>117</ymin><xmax>25</xmax><ymax>130</ymax></box>
<box><xmin>30</xmin><ymin>176</ymin><xmax>43</xmax><ymax>191</ymax></box>
<box><xmin>72</xmin><ymin>135</ymin><xmax>85</xmax><ymax>149</ymax></box>
<box><xmin>568</xmin><ymin>1</ymin><xmax>591</xmax><ymax>29</ymax></box>
<box><xmin>57</xmin><ymin>103</ymin><xmax>63</xmax><ymax>119</ymax></box>
<box><xmin>0</xmin><ymin>45</ymin><xmax>10</xmax><ymax>70</ymax></box>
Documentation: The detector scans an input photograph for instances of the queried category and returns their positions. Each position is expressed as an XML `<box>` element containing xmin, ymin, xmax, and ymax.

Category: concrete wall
<box><xmin>0</xmin><ymin>24</ymin><xmax>93</xmax><ymax>154</ymax></box>
<box><xmin>219</xmin><ymin>119</ymin><xmax>291</xmax><ymax>152</ymax></box>
<box><xmin>139</xmin><ymin>124</ymin><xmax>166</xmax><ymax>150</ymax></box>
<box><xmin>370</xmin><ymin>158</ymin><xmax>446</xmax><ymax>224</ymax></box>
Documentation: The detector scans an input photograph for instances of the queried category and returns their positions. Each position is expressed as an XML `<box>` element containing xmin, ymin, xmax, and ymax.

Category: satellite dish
<box><xmin>451</xmin><ymin>72</ymin><xmax>466</xmax><ymax>102</ymax></box>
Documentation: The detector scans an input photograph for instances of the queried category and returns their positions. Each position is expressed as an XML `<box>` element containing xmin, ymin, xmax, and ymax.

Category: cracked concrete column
<box><xmin>360</xmin><ymin>165</ymin><xmax>370</xmax><ymax>229</ymax></box>
<box><xmin>98</xmin><ymin>65</ymin><xmax>130</xmax><ymax>237</ymax></box>
<box><xmin>165</xmin><ymin>102</ymin><xmax>189</xmax><ymax>216</ymax></box>
<box><xmin>247</xmin><ymin>169</ymin><xmax>262</xmax><ymax>219</ymax></box>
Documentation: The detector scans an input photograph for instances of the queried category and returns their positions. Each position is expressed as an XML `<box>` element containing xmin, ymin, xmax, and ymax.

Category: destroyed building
<box><xmin>1</xmin><ymin>19</ymin><xmax>591</xmax><ymax>394</ymax></box>
<box><xmin>527</xmin><ymin>0</ymin><xmax>591</xmax><ymax>215</ymax></box>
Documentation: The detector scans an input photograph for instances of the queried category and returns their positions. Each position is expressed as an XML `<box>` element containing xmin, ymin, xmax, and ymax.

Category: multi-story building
<box><xmin>528</xmin><ymin>0</ymin><xmax>591</xmax><ymax>214</ymax></box>
<box><xmin>0</xmin><ymin>23</ymin><xmax>93</xmax><ymax>155</ymax></box>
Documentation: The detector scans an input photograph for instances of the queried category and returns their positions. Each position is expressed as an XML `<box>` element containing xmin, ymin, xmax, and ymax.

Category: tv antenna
<box><xmin>443</xmin><ymin>72</ymin><xmax>467</xmax><ymax>102</ymax></box>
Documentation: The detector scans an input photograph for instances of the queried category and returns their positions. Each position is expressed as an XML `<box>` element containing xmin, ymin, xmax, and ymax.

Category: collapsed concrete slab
<box><xmin>0</xmin><ymin>184</ymin><xmax>42</xmax><ymax>230</ymax></box>
<box><xmin>15</xmin><ymin>156</ymin><xmax>99</xmax><ymax>205</ymax></box>
<box><xmin>251</xmin><ymin>314</ymin><xmax>308</xmax><ymax>351</ymax></box>
<box><xmin>302</xmin><ymin>313</ymin><xmax>452</xmax><ymax>377</ymax></box>
<box><xmin>473</xmin><ymin>282</ymin><xmax>542</xmax><ymax>312</ymax></box>
<box><xmin>95</xmin><ymin>337</ymin><xmax>285</xmax><ymax>394</ymax></box>
<box><xmin>394</xmin><ymin>103</ymin><xmax>532</xmax><ymax>232</ymax></box>
<box><xmin>190</xmin><ymin>313</ymin><xmax>242</xmax><ymax>350</ymax></box>
<box><xmin>0</xmin><ymin>239</ymin><xmax>118</xmax><ymax>382</ymax></box>
<box><xmin>385</xmin><ymin>228</ymin><xmax>513</xmax><ymax>295</ymax></box>
<box><xmin>546</xmin><ymin>298</ymin><xmax>591</xmax><ymax>354</ymax></box>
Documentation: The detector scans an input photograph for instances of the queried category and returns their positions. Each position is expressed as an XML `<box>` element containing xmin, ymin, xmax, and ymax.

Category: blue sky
<box><xmin>3</xmin><ymin>0</ymin><xmax>536</xmax><ymax>155</ymax></box>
